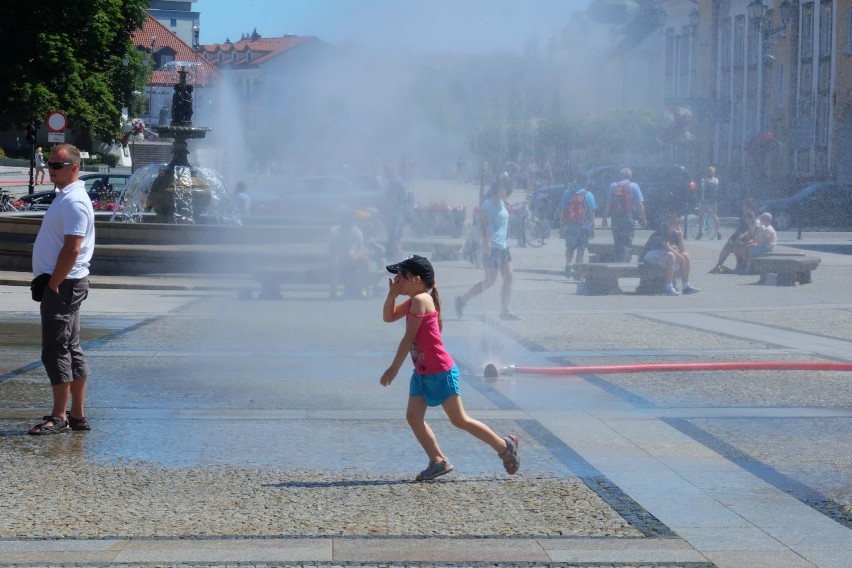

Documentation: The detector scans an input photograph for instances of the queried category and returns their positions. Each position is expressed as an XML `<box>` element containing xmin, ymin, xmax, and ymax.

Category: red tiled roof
<box><xmin>131</xmin><ymin>15</ymin><xmax>219</xmax><ymax>86</ymax></box>
<box><xmin>200</xmin><ymin>35</ymin><xmax>317</xmax><ymax>66</ymax></box>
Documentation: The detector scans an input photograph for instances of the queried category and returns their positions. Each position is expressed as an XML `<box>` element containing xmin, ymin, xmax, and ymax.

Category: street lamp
<box><xmin>130</xmin><ymin>90</ymin><xmax>142</xmax><ymax>173</ymax></box>
<box><xmin>147</xmin><ymin>36</ymin><xmax>158</xmax><ymax>124</ymax></box>
<box><xmin>689</xmin><ymin>6</ymin><xmax>700</xmax><ymax>33</ymax></box>
<box><xmin>748</xmin><ymin>0</ymin><xmax>793</xmax><ymax>38</ymax></box>
<box><xmin>25</xmin><ymin>119</ymin><xmax>37</xmax><ymax>194</ymax></box>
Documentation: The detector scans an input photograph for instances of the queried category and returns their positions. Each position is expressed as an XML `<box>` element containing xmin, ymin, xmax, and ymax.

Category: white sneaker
<box><xmin>665</xmin><ymin>287</ymin><xmax>680</xmax><ymax>296</ymax></box>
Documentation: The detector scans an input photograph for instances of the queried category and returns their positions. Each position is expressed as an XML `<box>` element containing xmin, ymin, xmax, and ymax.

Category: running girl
<box><xmin>380</xmin><ymin>254</ymin><xmax>520</xmax><ymax>481</ymax></box>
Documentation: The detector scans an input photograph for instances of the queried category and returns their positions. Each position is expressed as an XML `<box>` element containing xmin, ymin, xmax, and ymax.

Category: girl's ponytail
<box><xmin>431</xmin><ymin>284</ymin><xmax>443</xmax><ymax>331</ymax></box>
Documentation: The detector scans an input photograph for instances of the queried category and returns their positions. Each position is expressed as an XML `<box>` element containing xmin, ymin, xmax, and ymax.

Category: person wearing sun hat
<box><xmin>380</xmin><ymin>254</ymin><xmax>520</xmax><ymax>481</ymax></box>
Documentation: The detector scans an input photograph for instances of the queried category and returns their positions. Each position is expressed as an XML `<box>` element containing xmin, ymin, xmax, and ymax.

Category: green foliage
<box><xmin>0</xmin><ymin>0</ymin><xmax>150</xmax><ymax>143</ymax></box>
<box><xmin>585</xmin><ymin>107</ymin><xmax>659</xmax><ymax>156</ymax></box>
<box><xmin>470</xmin><ymin>107</ymin><xmax>661</xmax><ymax>171</ymax></box>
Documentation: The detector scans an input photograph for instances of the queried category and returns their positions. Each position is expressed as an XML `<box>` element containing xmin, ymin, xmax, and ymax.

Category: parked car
<box><xmin>585</xmin><ymin>164</ymin><xmax>697</xmax><ymax>227</ymax></box>
<box><xmin>527</xmin><ymin>184</ymin><xmax>566</xmax><ymax>228</ymax></box>
<box><xmin>527</xmin><ymin>164</ymin><xmax>696</xmax><ymax>229</ymax></box>
<box><xmin>17</xmin><ymin>173</ymin><xmax>131</xmax><ymax>210</ymax></box>
<box><xmin>758</xmin><ymin>182</ymin><xmax>852</xmax><ymax>230</ymax></box>
<box><xmin>252</xmin><ymin>175</ymin><xmax>385</xmax><ymax>222</ymax></box>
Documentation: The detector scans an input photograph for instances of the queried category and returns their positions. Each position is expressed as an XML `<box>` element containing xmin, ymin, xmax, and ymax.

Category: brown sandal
<box><xmin>68</xmin><ymin>414</ymin><xmax>91</xmax><ymax>431</ymax></box>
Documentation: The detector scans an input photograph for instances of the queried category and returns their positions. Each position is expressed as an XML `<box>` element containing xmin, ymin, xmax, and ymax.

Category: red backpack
<box><xmin>563</xmin><ymin>190</ymin><xmax>587</xmax><ymax>225</ymax></box>
<box><xmin>610</xmin><ymin>182</ymin><xmax>633</xmax><ymax>216</ymax></box>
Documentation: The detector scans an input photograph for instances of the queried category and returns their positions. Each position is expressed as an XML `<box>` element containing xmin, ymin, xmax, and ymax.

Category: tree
<box><xmin>0</xmin><ymin>0</ymin><xmax>150</xmax><ymax>144</ymax></box>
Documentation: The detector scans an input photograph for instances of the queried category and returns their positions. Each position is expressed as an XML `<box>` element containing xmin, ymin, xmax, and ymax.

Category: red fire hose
<box><xmin>499</xmin><ymin>362</ymin><xmax>852</xmax><ymax>376</ymax></box>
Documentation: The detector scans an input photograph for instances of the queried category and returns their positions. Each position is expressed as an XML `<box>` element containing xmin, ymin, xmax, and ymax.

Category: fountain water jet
<box><xmin>117</xmin><ymin>65</ymin><xmax>238</xmax><ymax>225</ymax></box>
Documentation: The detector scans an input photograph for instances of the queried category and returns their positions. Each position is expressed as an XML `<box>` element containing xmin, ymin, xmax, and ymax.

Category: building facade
<box><xmin>131</xmin><ymin>14</ymin><xmax>219</xmax><ymax>129</ymax></box>
<box><xmin>665</xmin><ymin>0</ymin><xmax>852</xmax><ymax>199</ymax></box>
<box><xmin>146</xmin><ymin>0</ymin><xmax>200</xmax><ymax>48</ymax></box>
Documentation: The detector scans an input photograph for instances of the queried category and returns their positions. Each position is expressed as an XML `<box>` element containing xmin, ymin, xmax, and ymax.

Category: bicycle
<box><xmin>0</xmin><ymin>189</ymin><xmax>20</xmax><ymax>212</ymax></box>
<box><xmin>688</xmin><ymin>204</ymin><xmax>717</xmax><ymax>240</ymax></box>
<box><xmin>508</xmin><ymin>199</ymin><xmax>548</xmax><ymax>248</ymax></box>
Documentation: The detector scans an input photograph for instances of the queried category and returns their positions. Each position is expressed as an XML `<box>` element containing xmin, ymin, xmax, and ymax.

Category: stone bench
<box><xmin>251</xmin><ymin>265</ymin><xmax>384</xmax><ymax>300</ymax></box>
<box><xmin>574</xmin><ymin>262</ymin><xmax>669</xmax><ymax>295</ymax></box>
<box><xmin>635</xmin><ymin>263</ymin><xmax>670</xmax><ymax>295</ymax></box>
<box><xmin>751</xmin><ymin>256</ymin><xmax>821</xmax><ymax>286</ymax></box>
<box><xmin>574</xmin><ymin>263</ymin><xmax>637</xmax><ymax>295</ymax></box>
<box><xmin>252</xmin><ymin>265</ymin><xmax>324</xmax><ymax>300</ymax></box>
<box><xmin>586</xmin><ymin>243</ymin><xmax>641</xmax><ymax>263</ymax></box>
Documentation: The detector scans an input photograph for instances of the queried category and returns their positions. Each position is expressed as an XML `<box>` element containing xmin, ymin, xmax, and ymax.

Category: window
<box><xmin>734</xmin><ymin>15</ymin><xmax>745</xmax><ymax>65</ymax></box>
<box><xmin>678</xmin><ymin>30</ymin><xmax>690</xmax><ymax>96</ymax></box>
<box><xmin>816</xmin><ymin>93</ymin><xmax>829</xmax><ymax>147</ymax></box>
<box><xmin>819</xmin><ymin>1</ymin><xmax>832</xmax><ymax>58</ymax></box>
<box><xmin>720</xmin><ymin>17</ymin><xmax>731</xmax><ymax>69</ymax></box>
<box><xmin>847</xmin><ymin>6</ymin><xmax>852</xmax><ymax>53</ymax></box>
<box><xmin>665</xmin><ymin>29</ymin><xmax>675</xmax><ymax>97</ymax></box>
<box><xmin>775</xmin><ymin>64</ymin><xmax>785</xmax><ymax>108</ymax></box>
<box><xmin>802</xmin><ymin>3</ymin><xmax>814</xmax><ymax>59</ymax></box>
<box><xmin>170</xmin><ymin>18</ymin><xmax>177</xmax><ymax>27</ymax></box>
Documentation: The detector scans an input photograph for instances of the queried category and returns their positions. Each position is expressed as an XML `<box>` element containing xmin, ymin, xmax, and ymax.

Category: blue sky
<box><xmin>197</xmin><ymin>0</ymin><xmax>592</xmax><ymax>53</ymax></box>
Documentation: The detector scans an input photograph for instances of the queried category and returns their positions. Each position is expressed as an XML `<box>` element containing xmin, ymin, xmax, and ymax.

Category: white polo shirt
<box><xmin>32</xmin><ymin>180</ymin><xmax>95</xmax><ymax>278</ymax></box>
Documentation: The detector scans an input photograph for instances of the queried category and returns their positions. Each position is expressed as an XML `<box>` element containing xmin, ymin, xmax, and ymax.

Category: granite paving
<box><xmin>0</xmin><ymin>177</ymin><xmax>850</xmax><ymax>567</ymax></box>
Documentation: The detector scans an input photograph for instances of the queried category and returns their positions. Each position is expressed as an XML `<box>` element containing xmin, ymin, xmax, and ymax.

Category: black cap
<box><xmin>386</xmin><ymin>254</ymin><xmax>434</xmax><ymax>282</ymax></box>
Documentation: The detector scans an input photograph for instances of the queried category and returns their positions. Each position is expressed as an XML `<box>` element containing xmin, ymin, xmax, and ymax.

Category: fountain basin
<box><xmin>0</xmin><ymin>213</ymin><xmax>331</xmax><ymax>276</ymax></box>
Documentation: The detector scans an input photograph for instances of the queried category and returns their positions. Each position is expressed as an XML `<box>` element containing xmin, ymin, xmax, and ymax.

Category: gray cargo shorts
<box><xmin>40</xmin><ymin>277</ymin><xmax>90</xmax><ymax>385</ymax></box>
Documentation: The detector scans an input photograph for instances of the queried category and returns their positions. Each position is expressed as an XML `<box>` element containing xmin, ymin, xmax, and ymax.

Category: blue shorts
<box><xmin>409</xmin><ymin>365</ymin><xmax>461</xmax><ymax>407</ymax></box>
<box><xmin>483</xmin><ymin>247</ymin><xmax>511</xmax><ymax>270</ymax></box>
<box><xmin>752</xmin><ymin>245</ymin><xmax>772</xmax><ymax>257</ymax></box>
<box><xmin>563</xmin><ymin>225</ymin><xmax>591</xmax><ymax>249</ymax></box>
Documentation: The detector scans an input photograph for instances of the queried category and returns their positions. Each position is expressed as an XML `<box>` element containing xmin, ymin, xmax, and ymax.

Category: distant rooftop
<box><xmin>200</xmin><ymin>28</ymin><xmax>322</xmax><ymax>67</ymax></box>
<box><xmin>131</xmin><ymin>14</ymin><xmax>219</xmax><ymax>86</ymax></box>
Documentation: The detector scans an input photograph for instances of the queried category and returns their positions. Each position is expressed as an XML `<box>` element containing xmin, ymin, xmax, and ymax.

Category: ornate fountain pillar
<box><xmin>149</xmin><ymin>67</ymin><xmax>212</xmax><ymax>223</ymax></box>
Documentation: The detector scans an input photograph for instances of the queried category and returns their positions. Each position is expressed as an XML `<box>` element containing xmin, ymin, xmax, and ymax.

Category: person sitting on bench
<box><xmin>742</xmin><ymin>212</ymin><xmax>777</xmax><ymax>274</ymax></box>
<box><xmin>641</xmin><ymin>211</ymin><xmax>700</xmax><ymax>296</ymax></box>
<box><xmin>711</xmin><ymin>198</ymin><xmax>757</xmax><ymax>274</ymax></box>
<box><xmin>329</xmin><ymin>211</ymin><xmax>371</xmax><ymax>299</ymax></box>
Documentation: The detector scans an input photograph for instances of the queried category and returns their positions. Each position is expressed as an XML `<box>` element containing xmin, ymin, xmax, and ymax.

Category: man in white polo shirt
<box><xmin>28</xmin><ymin>144</ymin><xmax>96</xmax><ymax>435</ymax></box>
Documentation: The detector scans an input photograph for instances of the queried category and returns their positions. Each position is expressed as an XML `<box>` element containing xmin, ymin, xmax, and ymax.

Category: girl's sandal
<box><xmin>415</xmin><ymin>460</ymin><xmax>454</xmax><ymax>481</ymax></box>
<box><xmin>499</xmin><ymin>434</ymin><xmax>520</xmax><ymax>474</ymax></box>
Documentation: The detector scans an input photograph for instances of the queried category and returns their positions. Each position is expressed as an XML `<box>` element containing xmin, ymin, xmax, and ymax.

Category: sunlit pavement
<box><xmin>0</xmin><ymin>179</ymin><xmax>850</xmax><ymax>567</ymax></box>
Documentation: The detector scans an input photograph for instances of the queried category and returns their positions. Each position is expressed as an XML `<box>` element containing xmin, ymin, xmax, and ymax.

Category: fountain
<box><xmin>117</xmin><ymin>65</ymin><xmax>238</xmax><ymax>225</ymax></box>
<box><xmin>0</xmin><ymin>64</ymin><xmax>326</xmax><ymax>276</ymax></box>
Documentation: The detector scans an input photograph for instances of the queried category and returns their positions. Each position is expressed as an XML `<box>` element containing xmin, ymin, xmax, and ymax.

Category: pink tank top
<box><xmin>406</xmin><ymin>310</ymin><xmax>454</xmax><ymax>375</ymax></box>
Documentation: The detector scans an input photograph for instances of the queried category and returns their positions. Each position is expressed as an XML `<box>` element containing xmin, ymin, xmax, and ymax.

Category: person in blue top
<box><xmin>455</xmin><ymin>179</ymin><xmax>520</xmax><ymax>321</ymax></box>
<box><xmin>560</xmin><ymin>174</ymin><xmax>596</xmax><ymax>278</ymax></box>
<box><xmin>601</xmin><ymin>168</ymin><xmax>647</xmax><ymax>262</ymax></box>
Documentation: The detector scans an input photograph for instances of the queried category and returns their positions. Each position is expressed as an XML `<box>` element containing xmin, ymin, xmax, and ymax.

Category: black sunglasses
<box><xmin>47</xmin><ymin>161</ymin><xmax>75</xmax><ymax>170</ymax></box>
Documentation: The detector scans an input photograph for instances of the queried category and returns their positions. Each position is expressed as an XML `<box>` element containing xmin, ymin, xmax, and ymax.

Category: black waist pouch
<box><xmin>31</xmin><ymin>273</ymin><xmax>51</xmax><ymax>302</ymax></box>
